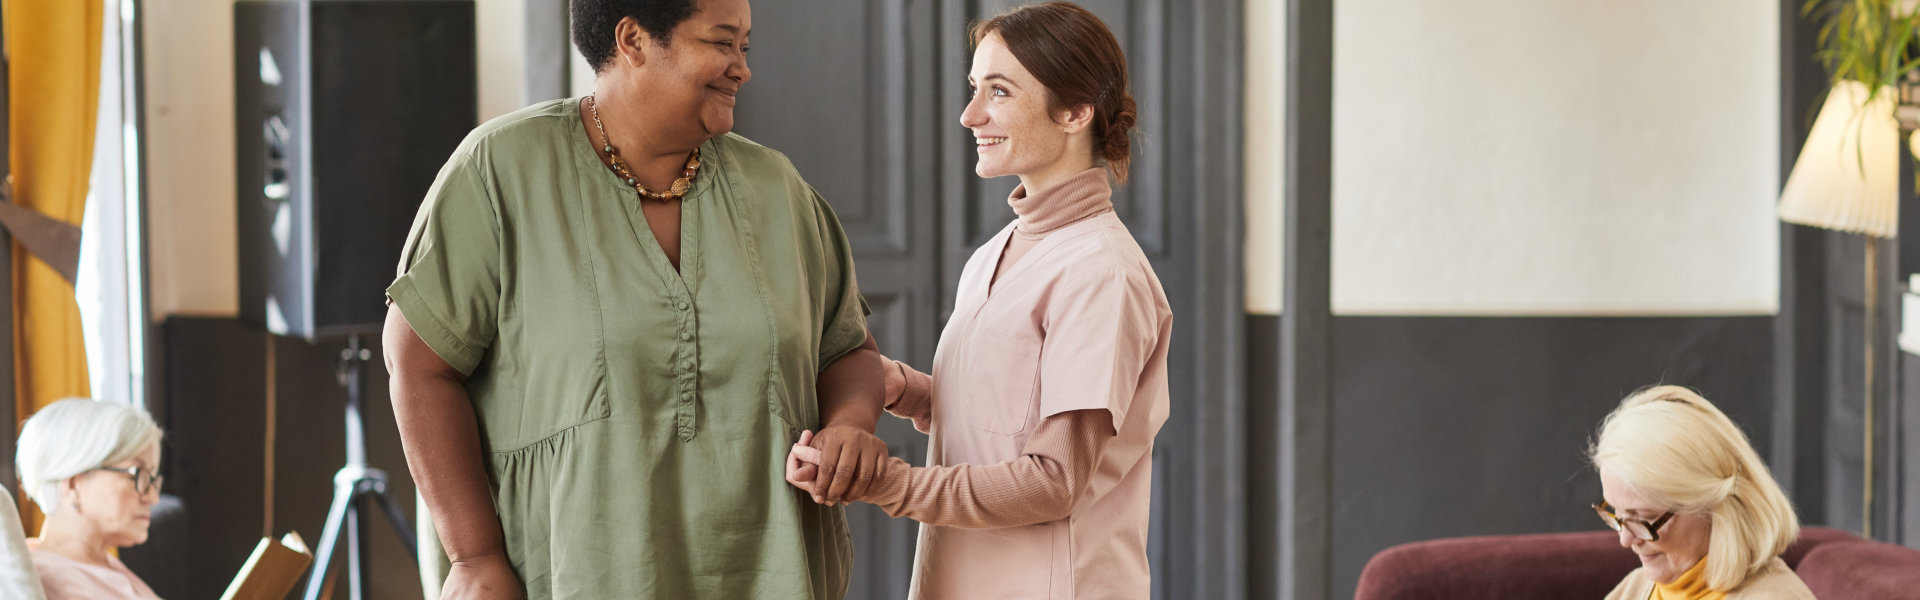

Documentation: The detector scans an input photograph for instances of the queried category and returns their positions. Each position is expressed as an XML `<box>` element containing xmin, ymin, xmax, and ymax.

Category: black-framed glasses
<box><xmin>92</xmin><ymin>466</ymin><xmax>163</xmax><ymax>496</ymax></box>
<box><xmin>1593</xmin><ymin>501</ymin><xmax>1675</xmax><ymax>542</ymax></box>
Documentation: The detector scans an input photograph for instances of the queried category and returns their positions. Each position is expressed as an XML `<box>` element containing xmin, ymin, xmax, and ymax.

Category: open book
<box><xmin>221</xmin><ymin>532</ymin><xmax>314</xmax><ymax>600</ymax></box>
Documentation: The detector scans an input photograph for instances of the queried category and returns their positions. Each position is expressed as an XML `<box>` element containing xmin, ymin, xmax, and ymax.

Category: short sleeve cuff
<box><xmin>818</xmin><ymin>295</ymin><xmax>871</xmax><ymax>370</ymax></box>
<box><xmin>387</xmin><ymin>274</ymin><xmax>485</xmax><ymax>375</ymax></box>
<box><xmin>818</xmin><ymin>319</ymin><xmax>868</xmax><ymax>371</ymax></box>
<box><xmin>1040</xmin><ymin>396</ymin><xmax>1124</xmax><ymax>436</ymax></box>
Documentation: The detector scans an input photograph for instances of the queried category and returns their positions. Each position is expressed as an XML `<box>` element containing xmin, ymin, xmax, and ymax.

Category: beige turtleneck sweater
<box><xmin>862</xmin><ymin>167</ymin><xmax>1122</xmax><ymax>529</ymax></box>
<box><xmin>993</xmin><ymin>167</ymin><xmax>1118</xmax><ymax>291</ymax></box>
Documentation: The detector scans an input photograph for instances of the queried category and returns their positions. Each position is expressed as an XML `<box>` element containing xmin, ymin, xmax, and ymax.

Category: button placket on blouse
<box><xmin>674</xmin><ymin>294</ymin><xmax>700</xmax><ymax>441</ymax></box>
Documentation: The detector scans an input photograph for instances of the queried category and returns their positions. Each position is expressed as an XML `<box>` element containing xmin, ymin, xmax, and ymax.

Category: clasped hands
<box><xmin>786</xmin><ymin>356</ymin><xmax>908</xmax><ymax>505</ymax></box>
<box><xmin>785</xmin><ymin>425</ymin><xmax>891</xmax><ymax>505</ymax></box>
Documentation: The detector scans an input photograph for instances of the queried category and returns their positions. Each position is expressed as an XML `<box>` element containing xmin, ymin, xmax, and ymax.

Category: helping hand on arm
<box><xmin>810</xmin><ymin>332</ymin><xmax>890</xmax><ymax>504</ymax></box>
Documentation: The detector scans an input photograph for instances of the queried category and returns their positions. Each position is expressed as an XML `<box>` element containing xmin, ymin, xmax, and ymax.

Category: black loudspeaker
<box><xmin>236</xmin><ymin>0</ymin><xmax>476</xmax><ymax>339</ymax></box>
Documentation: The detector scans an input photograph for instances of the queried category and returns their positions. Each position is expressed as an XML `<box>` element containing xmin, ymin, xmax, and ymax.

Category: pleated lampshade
<box><xmin>1779</xmin><ymin>80</ymin><xmax>1901</xmax><ymax>238</ymax></box>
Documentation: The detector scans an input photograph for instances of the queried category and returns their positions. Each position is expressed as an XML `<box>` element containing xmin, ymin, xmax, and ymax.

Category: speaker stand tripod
<box><xmin>303</xmin><ymin>333</ymin><xmax>418</xmax><ymax>600</ymax></box>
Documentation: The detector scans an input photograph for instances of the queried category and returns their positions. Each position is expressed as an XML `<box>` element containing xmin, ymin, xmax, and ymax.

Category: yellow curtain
<box><xmin>6</xmin><ymin>0</ymin><xmax>102</xmax><ymax>534</ymax></box>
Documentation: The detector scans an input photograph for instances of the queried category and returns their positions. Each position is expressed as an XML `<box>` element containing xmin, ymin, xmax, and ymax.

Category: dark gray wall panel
<box><xmin>1324</xmin><ymin>316</ymin><xmax>1774</xmax><ymax>599</ymax></box>
<box><xmin>1816</xmin><ymin>234</ymin><xmax>1903</xmax><ymax>539</ymax></box>
<box><xmin>1269</xmin><ymin>0</ymin><xmax>1335</xmax><ymax>595</ymax></box>
<box><xmin>1773</xmin><ymin>0</ymin><xmax>1825</xmax><ymax>522</ymax></box>
<box><xmin>1902</xmin><ymin>353</ymin><xmax>1920</xmax><ymax>545</ymax></box>
<box><xmin>1246</xmin><ymin>314</ymin><xmax>1282</xmax><ymax>597</ymax></box>
<box><xmin>736</xmin><ymin>0</ymin><xmax>916</xmax><ymax>252</ymax></box>
<box><xmin>734</xmin><ymin>0</ymin><xmax>941</xmax><ymax>366</ymax></box>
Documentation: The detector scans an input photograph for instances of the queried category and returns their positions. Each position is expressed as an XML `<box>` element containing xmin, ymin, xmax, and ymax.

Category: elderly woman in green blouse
<box><xmin>381</xmin><ymin>0</ymin><xmax>888</xmax><ymax>598</ymax></box>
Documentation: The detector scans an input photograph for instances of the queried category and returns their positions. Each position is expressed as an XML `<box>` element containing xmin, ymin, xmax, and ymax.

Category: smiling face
<box><xmin>1601</xmin><ymin>468</ymin><xmax>1712</xmax><ymax>584</ymax></box>
<box><xmin>960</xmin><ymin>32</ymin><xmax>1086</xmax><ymax>187</ymax></box>
<box><xmin>631</xmin><ymin>0</ymin><xmax>753</xmax><ymax>140</ymax></box>
<box><xmin>67</xmin><ymin>442</ymin><xmax>161</xmax><ymax>548</ymax></box>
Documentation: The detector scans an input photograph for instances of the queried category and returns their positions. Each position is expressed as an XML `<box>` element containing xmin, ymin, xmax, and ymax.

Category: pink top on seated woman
<box><xmin>15</xmin><ymin>398</ymin><xmax>166</xmax><ymax>600</ymax></box>
<box><xmin>788</xmin><ymin>2</ymin><xmax>1171</xmax><ymax>598</ymax></box>
<box><xmin>1591</xmin><ymin>386</ymin><xmax>1813</xmax><ymax>600</ymax></box>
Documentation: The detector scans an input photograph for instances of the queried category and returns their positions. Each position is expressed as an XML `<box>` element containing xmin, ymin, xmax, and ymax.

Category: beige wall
<box><xmin>144</xmin><ymin>0</ymin><xmax>237</xmax><ymax>319</ymax></box>
<box><xmin>143</xmin><ymin>0</ymin><xmax>524</xmax><ymax>320</ymax></box>
<box><xmin>1244</xmin><ymin>0</ymin><xmax>1285</xmax><ymax>315</ymax></box>
<box><xmin>1246</xmin><ymin>0</ymin><xmax>1781</xmax><ymax>316</ymax></box>
<box><xmin>477</xmin><ymin>0</ymin><xmax>530</xmax><ymax>122</ymax></box>
<box><xmin>1332</xmin><ymin>0</ymin><xmax>1779</xmax><ymax>315</ymax></box>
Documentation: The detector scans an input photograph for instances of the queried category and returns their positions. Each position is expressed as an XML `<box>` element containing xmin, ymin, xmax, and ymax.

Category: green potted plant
<box><xmin>1807</xmin><ymin>0</ymin><xmax>1920</xmax><ymax>102</ymax></box>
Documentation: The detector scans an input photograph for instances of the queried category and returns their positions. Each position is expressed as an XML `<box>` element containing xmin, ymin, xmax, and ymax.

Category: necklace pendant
<box><xmin>588</xmin><ymin>95</ymin><xmax>700</xmax><ymax>204</ymax></box>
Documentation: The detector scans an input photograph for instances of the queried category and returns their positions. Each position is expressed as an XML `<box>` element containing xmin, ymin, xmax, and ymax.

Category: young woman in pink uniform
<box><xmin>787</xmin><ymin>3</ymin><xmax>1172</xmax><ymax>597</ymax></box>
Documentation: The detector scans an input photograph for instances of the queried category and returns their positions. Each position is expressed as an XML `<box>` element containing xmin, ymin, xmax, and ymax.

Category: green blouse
<box><xmin>388</xmin><ymin>98</ymin><xmax>867</xmax><ymax>598</ymax></box>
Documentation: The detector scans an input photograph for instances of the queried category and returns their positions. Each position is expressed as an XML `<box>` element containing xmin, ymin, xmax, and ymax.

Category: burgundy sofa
<box><xmin>1354</xmin><ymin>527</ymin><xmax>1920</xmax><ymax>599</ymax></box>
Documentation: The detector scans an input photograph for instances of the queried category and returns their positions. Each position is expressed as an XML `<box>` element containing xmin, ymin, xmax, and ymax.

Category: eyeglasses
<box><xmin>1593</xmin><ymin>501</ymin><xmax>1675</xmax><ymax>542</ymax></box>
<box><xmin>92</xmin><ymin>466</ymin><xmax>164</xmax><ymax>496</ymax></box>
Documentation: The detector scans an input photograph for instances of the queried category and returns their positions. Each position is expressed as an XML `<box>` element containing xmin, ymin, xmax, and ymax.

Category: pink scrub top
<box><xmin>911</xmin><ymin>211</ymin><xmax>1172</xmax><ymax>599</ymax></box>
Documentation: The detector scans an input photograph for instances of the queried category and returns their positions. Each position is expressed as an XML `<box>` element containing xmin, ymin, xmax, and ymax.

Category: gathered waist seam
<box><xmin>486</xmin><ymin>414</ymin><xmax>608</xmax><ymax>456</ymax></box>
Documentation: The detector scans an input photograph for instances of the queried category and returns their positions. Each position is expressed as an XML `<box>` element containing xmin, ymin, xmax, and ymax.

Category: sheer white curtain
<box><xmin>76</xmin><ymin>0</ymin><xmax>144</xmax><ymax>410</ymax></box>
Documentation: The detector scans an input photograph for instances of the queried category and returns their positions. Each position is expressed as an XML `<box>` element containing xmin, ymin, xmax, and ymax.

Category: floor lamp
<box><xmin>1778</xmin><ymin>79</ymin><xmax>1901</xmax><ymax>539</ymax></box>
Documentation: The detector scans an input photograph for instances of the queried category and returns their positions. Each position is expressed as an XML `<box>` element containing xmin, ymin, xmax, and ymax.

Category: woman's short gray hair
<box><xmin>15</xmin><ymin>398</ymin><xmax>163</xmax><ymax>514</ymax></box>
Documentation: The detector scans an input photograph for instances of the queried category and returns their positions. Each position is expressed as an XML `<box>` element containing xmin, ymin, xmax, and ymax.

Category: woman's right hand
<box><xmin>441</xmin><ymin>554</ymin><xmax>524</xmax><ymax>600</ymax></box>
<box><xmin>786</xmin><ymin>430</ymin><xmax>826</xmax><ymax>502</ymax></box>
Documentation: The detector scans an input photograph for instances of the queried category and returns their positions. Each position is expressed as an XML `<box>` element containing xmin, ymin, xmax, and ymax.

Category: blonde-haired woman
<box><xmin>1591</xmin><ymin>386</ymin><xmax>1812</xmax><ymax>599</ymax></box>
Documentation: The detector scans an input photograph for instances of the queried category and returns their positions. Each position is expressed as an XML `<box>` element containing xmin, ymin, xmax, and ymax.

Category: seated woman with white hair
<box><xmin>1591</xmin><ymin>386</ymin><xmax>1813</xmax><ymax>599</ymax></box>
<box><xmin>15</xmin><ymin>398</ymin><xmax>165</xmax><ymax>599</ymax></box>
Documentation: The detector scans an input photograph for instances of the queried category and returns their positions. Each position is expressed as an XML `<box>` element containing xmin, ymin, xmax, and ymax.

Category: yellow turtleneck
<box><xmin>1651</xmin><ymin>558</ymin><xmax>1726</xmax><ymax>600</ymax></box>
